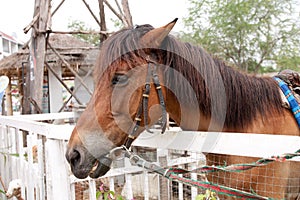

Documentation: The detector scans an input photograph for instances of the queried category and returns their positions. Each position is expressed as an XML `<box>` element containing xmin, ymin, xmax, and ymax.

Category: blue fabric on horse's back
<box><xmin>274</xmin><ymin>77</ymin><xmax>300</xmax><ymax>128</ymax></box>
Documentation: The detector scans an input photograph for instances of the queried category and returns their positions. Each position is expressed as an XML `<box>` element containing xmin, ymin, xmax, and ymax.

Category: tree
<box><xmin>182</xmin><ymin>0</ymin><xmax>300</xmax><ymax>73</ymax></box>
<box><xmin>68</xmin><ymin>20</ymin><xmax>101</xmax><ymax>46</ymax></box>
<box><xmin>67</xmin><ymin>0</ymin><xmax>133</xmax><ymax>45</ymax></box>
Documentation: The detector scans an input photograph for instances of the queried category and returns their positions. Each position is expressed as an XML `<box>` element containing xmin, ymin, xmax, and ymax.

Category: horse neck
<box><xmin>163</xmin><ymin>55</ymin><xmax>284</xmax><ymax>132</ymax></box>
<box><xmin>165</xmin><ymin>89</ymin><xmax>213</xmax><ymax>131</ymax></box>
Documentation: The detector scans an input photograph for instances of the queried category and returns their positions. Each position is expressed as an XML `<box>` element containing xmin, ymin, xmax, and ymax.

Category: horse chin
<box><xmin>89</xmin><ymin>156</ymin><xmax>112</xmax><ymax>178</ymax></box>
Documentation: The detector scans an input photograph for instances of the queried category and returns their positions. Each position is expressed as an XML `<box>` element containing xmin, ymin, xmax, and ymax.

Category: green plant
<box><xmin>195</xmin><ymin>189</ymin><xmax>218</xmax><ymax>200</ymax></box>
<box><xmin>96</xmin><ymin>184</ymin><xmax>125</xmax><ymax>200</ymax></box>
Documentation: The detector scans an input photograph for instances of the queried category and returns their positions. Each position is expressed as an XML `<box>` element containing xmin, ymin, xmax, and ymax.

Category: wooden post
<box><xmin>121</xmin><ymin>0</ymin><xmax>133</xmax><ymax>27</ymax></box>
<box><xmin>23</xmin><ymin>63</ymin><xmax>31</xmax><ymax>115</ymax></box>
<box><xmin>17</xmin><ymin>67</ymin><xmax>24</xmax><ymax>114</ymax></box>
<box><xmin>5</xmin><ymin>75</ymin><xmax>13</xmax><ymax>116</ymax></box>
<box><xmin>28</xmin><ymin>0</ymin><xmax>51</xmax><ymax>114</ymax></box>
<box><xmin>99</xmin><ymin>0</ymin><xmax>108</xmax><ymax>42</ymax></box>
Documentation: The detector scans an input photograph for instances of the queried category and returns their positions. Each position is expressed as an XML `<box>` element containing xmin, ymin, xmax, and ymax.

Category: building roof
<box><xmin>0</xmin><ymin>34</ymin><xmax>99</xmax><ymax>78</ymax></box>
<box><xmin>0</xmin><ymin>31</ymin><xmax>21</xmax><ymax>43</ymax></box>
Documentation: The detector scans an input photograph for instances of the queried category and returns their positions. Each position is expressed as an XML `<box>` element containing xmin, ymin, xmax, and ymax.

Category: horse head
<box><xmin>65</xmin><ymin>19</ymin><xmax>177</xmax><ymax>179</ymax></box>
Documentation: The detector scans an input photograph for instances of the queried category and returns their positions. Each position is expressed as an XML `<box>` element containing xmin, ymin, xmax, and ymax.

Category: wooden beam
<box><xmin>81</xmin><ymin>0</ymin><xmax>101</xmax><ymax>26</ymax></box>
<box><xmin>5</xmin><ymin>76</ymin><xmax>13</xmax><ymax>116</ymax></box>
<box><xmin>57</xmin><ymin>67</ymin><xmax>93</xmax><ymax>112</ymax></box>
<box><xmin>23</xmin><ymin>59</ymin><xmax>31</xmax><ymax>114</ymax></box>
<box><xmin>103</xmin><ymin>0</ymin><xmax>123</xmax><ymax>22</ymax></box>
<box><xmin>49</xmin><ymin>30</ymin><xmax>110</xmax><ymax>35</ymax></box>
<box><xmin>23</xmin><ymin>13</ymin><xmax>40</xmax><ymax>34</ymax></box>
<box><xmin>47</xmin><ymin>42</ymin><xmax>93</xmax><ymax>95</ymax></box>
<box><xmin>28</xmin><ymin>0</ymin><xmax>51</xmax><ymax>114</ymax></box>
<box><xmin>45</xmin><ymin>62</ymin><xmax>82</xmax><ymax>104</ymax></box>
<box><xmin>99</xmin><ymin>0</ymin><xmax>108</xmax><ymax>42</ymax></box>
<box><xmin>51</xmin><ymin>0</ymin><xmax>65</xmax><ymax>16</ymax></box>
<box><xmin>114</xmin><ymin>0</ymin><xmax>123</xmax><ymax>16</ymax></box>
<box><xmin>121</xmin><ymin>0</ymin><xmax>133</xmax><ymax>27</ymax></box>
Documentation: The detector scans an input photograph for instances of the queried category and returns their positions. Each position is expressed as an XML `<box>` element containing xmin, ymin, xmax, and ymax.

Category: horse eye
<box><xmin>111</xmin><ymin>74</ymin><xmax>129</xmax><ymax>86</ymax></box>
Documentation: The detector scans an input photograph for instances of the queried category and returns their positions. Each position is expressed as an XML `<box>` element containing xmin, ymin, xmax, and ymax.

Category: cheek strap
<box><xmin>124</xmin><ymin>61</ymin><xmax>167</xmax><ymax>149</ymax></box>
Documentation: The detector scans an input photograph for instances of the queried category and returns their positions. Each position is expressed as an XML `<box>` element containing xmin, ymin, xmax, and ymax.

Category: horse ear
<box><xmin>140</xmin><ymin>18</ymin><xmax>178</xmax><ymax>49</ymax></box>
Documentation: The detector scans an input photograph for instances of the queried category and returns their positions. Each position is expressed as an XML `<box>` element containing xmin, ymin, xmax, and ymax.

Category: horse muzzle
<box><xmin>65</xmin><ymin>145</ymin><xmax>113</xmax><ymax>179</ymax></box>
<box><xmin>88</xmin><ymin>156</ymin><xmax>112</xmax><ymax>178</ymax></box>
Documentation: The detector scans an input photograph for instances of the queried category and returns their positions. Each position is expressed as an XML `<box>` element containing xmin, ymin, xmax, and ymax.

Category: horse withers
<box><xmin>65</xmin><ymin>19</ymin><xmax>300</xmax><ymax>199</ymax></box>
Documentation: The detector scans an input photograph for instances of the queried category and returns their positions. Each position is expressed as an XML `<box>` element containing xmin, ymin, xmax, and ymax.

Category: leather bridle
<box><xmin>124</xmin><ymin>59</ymin><xmax>167</xmax><ymax>149</ymax></box>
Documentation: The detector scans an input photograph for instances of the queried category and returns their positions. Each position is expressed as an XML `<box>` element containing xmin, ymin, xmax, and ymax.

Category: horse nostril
<box><xmin>66</xmin><ymin>148</ymin><xmax>81</xmax><ymax>167</ymax></box>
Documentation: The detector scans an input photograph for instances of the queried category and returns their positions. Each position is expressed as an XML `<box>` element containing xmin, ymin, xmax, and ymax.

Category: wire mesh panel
<box><xmin>206</xmin><ymin>153</ymin><xmax>300</xmax><ymax>199</ymax></box>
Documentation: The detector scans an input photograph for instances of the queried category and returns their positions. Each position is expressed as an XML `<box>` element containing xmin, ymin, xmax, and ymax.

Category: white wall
<box><xmin>0</xmin><ymin>36</ymin><xmax>3</xmax><ymax>60</ymax></box>
<box><xmin>74</xmin><ymin>68</ymin><xmax>94</xmax><ymax>106</ymax></box>
<box><xmin>48</xmin><ymin>65</ymin><xmax>63</xmax><ymax>113</ymax></box>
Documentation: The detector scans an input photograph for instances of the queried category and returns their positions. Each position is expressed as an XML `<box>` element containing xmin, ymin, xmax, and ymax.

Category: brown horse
<box><xmin>66</xmin><ymin>19</ymin><xmax>300</xmax><ymax>199</ymax></box>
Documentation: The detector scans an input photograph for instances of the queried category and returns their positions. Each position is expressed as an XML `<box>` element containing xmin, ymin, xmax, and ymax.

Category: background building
<box><xmin>0</xmin><ymin>31</ymin><xmax>23</xmax><ymax>60</ymax></box>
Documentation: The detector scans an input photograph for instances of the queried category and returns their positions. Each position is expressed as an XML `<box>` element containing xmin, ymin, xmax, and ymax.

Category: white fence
<box><xmin>0</xmin><ymin>113</ymin><xmax>73</xmax><ymax>200</ymax></box>
<box><xmin>0</xmin><ymin>113</ymin><xmax>299</xmax><ymax>200</ymax></box>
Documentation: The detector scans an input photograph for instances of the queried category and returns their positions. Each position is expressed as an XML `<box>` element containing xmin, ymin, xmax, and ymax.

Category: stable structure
<box><xmin>0</xmin><ymin>34</ymin><xmax>99</xmax><ymax>114</ymax></box>
<box><xmin>0</xmin><ymin>0</ymin><xmax>133</xmax><ymax>115</ymax></box>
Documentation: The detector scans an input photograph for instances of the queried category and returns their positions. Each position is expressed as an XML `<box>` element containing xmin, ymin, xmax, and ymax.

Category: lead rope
<box><xmin>121</xmin><ymin>147</ymin><xmax>270</xmax><ymax>200</ymax></box>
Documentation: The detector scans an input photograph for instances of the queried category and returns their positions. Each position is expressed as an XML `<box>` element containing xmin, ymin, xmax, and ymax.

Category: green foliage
<box><xmin>68</xmin><ymin>20</ymin><xmax>101</xmax><ymax>46</ymax></box>
<box><xmin>276</xmin><ymin>55</ymin><xmax>300</xmax><ymax>72</ymax></box>
<box><xmin>96</xmin><ymin>184</ymin><xmax>125</xmax><ymax>200</ymax></box>
<box><xmin>195</xmin><ymin>189</ymin><xmax>218</xmax><ymax>200</ymax></box>
<box><xmin>182</xmin><ymin>0</ymin><xmax>300</xmax><ymax>73</ymax></box>
<box><xmin>110</xmin><ymin>18</ymin><xmax>124</xmax><ymax>30</ymax></box>
<box><xmin>0</xmin><ymin>151</ymin><xmax>20</xmax><ymax>198</ymax></box>
<box><xmin>0</xmin><ymin>151</ymin><xmax>20</xmax><ymax>171</ymax></box>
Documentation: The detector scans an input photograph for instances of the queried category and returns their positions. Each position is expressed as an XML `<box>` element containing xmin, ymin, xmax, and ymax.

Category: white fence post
<box><xmin>26</xmin><ymin>133</ymin><xmax>36</xmax><ymax>200</ymax></box>
<box><xmin>45</xmin><ymin>139</ymin><xmax>71</xmax><ymax>200</ymax></box>
<box><xmin>37</xmin><ymin>138</ymin><xmax>46</xmax><ymax>200</ymax></box>
<box><xmin>124</xmin><ymin>158</ymin><xmax>133</xmax><ymax>200</ymax></box>
<box><xmin>0</xmin><ymin>125</ymin><xmax>8</xmax><ymax>199</ymax></box>
<box><xmin>16</xmin><ymin>128</ymin><xmax>26</xmax><ymax>199</ymax></box>
<box><xmin>89</xmin><ymin>179</ymin><xmax>97</xmax><ymax>200</ymax></box>
<box><xmin>109</xmin><ymin>177</ymin><xmax>115</xmax><ymax>193</ymax></box>
<box><xmin>190</xmin><ymin>152</ymin><xmax>198</xmax><ymax>199</ymax></box>
<box><xmin>178</xmin><ymin>165</ymin><xmax>184</xmax><ymax>200</ymax></box>
<box><xmin>143</xmin><ymin>170</ymin><xmax>149</xmax><ymax>200</ymax></box>
<box><xmin>157</xmin><ymin>149</ymin><xmax>169</xmax><ymax>200</ymax></box>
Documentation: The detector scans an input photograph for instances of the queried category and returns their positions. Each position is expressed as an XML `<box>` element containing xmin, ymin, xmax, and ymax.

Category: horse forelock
<box><xmin>93</xmin><ymin>24</ymin><xmax>154</xmax><ymax>84</ymax></box>
<box><xmin>93</xmin><ymin>24</ymin><xmax>283</xmax><ymax>130</ymax></box>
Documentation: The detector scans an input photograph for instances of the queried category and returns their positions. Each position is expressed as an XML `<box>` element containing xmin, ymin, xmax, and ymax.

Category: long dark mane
<box><xmin>94</xmin><ymin>24</ymin><xmax>283</xmax><ymax>129</ymax></box>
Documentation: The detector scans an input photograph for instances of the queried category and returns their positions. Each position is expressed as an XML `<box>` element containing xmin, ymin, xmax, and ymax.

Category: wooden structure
<box><xmin>0</xmin><ymin>0</ymin><xmax>133</xmax><ymax>115</ymax></box>
<box><xmin>0</xmin><ymin>34</ymin><xmax>99</xmax><ymax>114</ymax></box>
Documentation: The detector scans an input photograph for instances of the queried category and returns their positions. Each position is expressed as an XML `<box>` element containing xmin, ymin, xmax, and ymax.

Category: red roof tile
<box><xmin>0</xmin><ymin>31</ymin><xmax>18</xmax><ymax>42</ymax></box>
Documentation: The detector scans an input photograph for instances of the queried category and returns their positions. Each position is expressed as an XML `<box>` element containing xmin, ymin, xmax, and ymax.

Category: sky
<box><xmin>0</xmin><ymin>0</ymin><xmax>190</xmax><ymax>42</ymax></box>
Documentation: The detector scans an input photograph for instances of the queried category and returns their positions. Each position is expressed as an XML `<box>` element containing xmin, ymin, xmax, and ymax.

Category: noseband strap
<box><xmin>124</xmin><ymin>61</ymin><xmax>167</xmax><ymax>149</ymax></box>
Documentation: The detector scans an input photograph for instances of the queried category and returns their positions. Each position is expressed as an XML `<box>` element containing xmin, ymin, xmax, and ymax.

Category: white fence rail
<box><xmin>0</xmin><ymin>113</ymin><xmax>299</xmax><ymax>200</ymax></box>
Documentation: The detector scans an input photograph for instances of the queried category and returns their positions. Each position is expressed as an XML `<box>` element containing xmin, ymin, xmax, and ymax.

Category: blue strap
<box><xmin>273</xmin><ymin>77</ymin><xmax>300</xmax><ymax>128</ymax></box>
